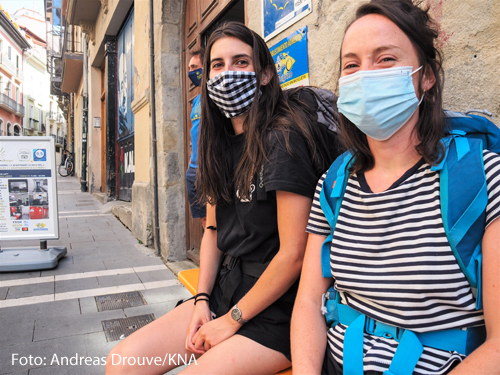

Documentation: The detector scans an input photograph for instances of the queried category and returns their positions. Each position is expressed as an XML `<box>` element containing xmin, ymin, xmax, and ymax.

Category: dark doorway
<box><xmin>183</xmin><ymin>0</ymin><xmax>245</xmax><ymax>264</ymax></box>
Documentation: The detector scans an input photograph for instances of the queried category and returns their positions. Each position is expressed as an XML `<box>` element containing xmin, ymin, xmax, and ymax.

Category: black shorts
<box><xmin>185</xmin><ymin>166</ymin><xmax>206</xmax><ymax>219</ymax></box>
<box><xmin>208</xmin><ymin>264</ymin><xmax>298</xmax><ymax>362</ymax></box>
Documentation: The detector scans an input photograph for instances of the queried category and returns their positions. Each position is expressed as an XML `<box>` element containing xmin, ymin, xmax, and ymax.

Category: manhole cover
<box><xmin>95</xmin><ymin>291</ymin><xmax>147</xmax><ymax>311</ymax></box>
<box><xmin>101</xmin><ymin>314</ymin><xmax>155</xmax><ymax>342</ymax></box>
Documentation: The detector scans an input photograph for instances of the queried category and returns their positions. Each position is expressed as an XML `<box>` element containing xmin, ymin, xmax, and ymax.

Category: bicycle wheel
<box><xmin>67</xmin><ymin>160</ymin><xmax>75</xmax><ymax>176</ymax></box>
<box><xmin>58</xmin><ymin>163</ymin><xmax>69</xmax><ymax>177</ymax></box>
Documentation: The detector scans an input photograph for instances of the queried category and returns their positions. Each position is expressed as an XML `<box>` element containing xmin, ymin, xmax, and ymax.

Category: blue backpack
<box><xmin>319</xmin><ymin>110</ymin><xmax>500</xmax><ymax>375</ymax></box>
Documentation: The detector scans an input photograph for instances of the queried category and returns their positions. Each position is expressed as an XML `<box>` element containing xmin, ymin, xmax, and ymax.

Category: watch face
<box><xmin>231</xmin><ymin>307</ymin><xmax>241</xmax><ymax>321</ymax></box>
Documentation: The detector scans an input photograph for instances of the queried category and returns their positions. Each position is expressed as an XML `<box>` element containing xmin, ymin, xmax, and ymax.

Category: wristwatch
<box><xmin>230</xmin><ymin>304</ymin><xmax>248</xmax><ymax>324</ymax></box>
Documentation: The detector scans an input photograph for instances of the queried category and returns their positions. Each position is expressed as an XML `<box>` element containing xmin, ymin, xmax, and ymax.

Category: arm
<box><xmin>192</xmin><ymin>190</ymin><xmax>313</xmax><ymax>349</ymax></box>
<box><xmin>185</xmin><ymin>203</ymin><xmax>223</xmax><ymax>353</ymax></box>
<box><xmin>291</xmin><ymin>233</ymin><xmax>333</xmax><ymax>374</ymax></box>
<box><xmin>450</xmin><ymin>218</ymin><xmax>500</xmax><ymax>374</ymax></box>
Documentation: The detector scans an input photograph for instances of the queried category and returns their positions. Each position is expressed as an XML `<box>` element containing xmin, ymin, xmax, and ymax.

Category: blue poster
<box><xmin>117</xmin><ymin>10</ymin><xmax>135</xmax><ymax>140</ymax></box>
<box><xmin>263</xmin><ymin>0</ymin><xmax>312</xmax><ymax>41</ymax></box>
<box><xmin>270</xmin><ymin>27</ymin><xmax>309</xmax><ymax>89</ymax></box>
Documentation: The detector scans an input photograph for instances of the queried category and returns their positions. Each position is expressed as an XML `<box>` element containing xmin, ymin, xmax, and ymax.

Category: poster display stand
<box><xmin>0</xmin><ymin>136</ymin><xmax>67</xmax><ymax>272</ymax></box>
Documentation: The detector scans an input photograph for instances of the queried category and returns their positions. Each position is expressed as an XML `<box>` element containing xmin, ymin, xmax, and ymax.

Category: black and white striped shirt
<box><xmin>307</xmin><ymin>150</ymin><xmax>500</xmax><ymax>374</ymax></box>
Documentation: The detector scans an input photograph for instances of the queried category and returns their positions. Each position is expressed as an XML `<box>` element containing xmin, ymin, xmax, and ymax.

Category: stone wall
<box><xmin>152</xmin><ymin>0</ymin><xmax>186</xmax><ymax>261</ymax></box>
<box><xmin>247</xmin><ymin>0</ymin><xmax>499</xmax><ymax>120</ymax></box>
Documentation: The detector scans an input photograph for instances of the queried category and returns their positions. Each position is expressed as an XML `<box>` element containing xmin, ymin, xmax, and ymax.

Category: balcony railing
<box><xmin>0</xmin><ymin>92</ymin><xmax>17</xmax><ymax>111</ymax></box>
<box><xmin>16</xmin><ymin>102</ymin><xmax>25</xmax><ymax>117</ymax></box>
<box><xmin>0</xmin><ymin>54</ymin><xmax>16</xmax><ymax>74</ymax></box>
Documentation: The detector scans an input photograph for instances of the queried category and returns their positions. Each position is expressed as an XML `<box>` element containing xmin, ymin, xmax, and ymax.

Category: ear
<box><xmin>421</xmin><ymin>63</ymin><xmax>436</xmax><ymax>92</ymax></box>
<box><xmin>261</xmin><ymin>65</ymin><xmax>274</xmax><ymax>86</ymax></box>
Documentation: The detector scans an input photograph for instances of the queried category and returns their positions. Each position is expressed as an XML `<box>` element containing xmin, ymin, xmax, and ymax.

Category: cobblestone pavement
<box><xmin>0</xmin><ymin>176</ymin><xmax>192</xmax><ymax>375</ymax></box>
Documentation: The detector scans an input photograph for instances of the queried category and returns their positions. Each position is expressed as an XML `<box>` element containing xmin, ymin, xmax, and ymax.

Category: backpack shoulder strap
<box><xmin>432</xmin><ymin>133</ymin><xmax>487</xmax><ymax>309</ymax></box>
<box><xmin>319</xmin><ymin>151</ymin><xmax>353</xmax><ymax>278</ymax></box>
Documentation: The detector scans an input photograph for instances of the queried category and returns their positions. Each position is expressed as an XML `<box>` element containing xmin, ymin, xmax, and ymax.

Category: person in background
<box><xmin>186</xmin><ymin>48</ymin><xmax>207</xmax><ymax>228</ymax></box>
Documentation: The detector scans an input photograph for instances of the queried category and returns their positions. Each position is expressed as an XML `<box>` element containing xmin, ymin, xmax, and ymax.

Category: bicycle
<box><xmin>58</xmin><ymin>150</ymin><xmax>74</xmax><ymax>177</ymax></box>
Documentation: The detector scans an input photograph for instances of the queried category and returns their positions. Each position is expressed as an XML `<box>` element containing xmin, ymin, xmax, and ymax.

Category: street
<box><xmin>0</xmin><ymin>175</ymin><xmax>192</xmax><ymax>375</ymax></box>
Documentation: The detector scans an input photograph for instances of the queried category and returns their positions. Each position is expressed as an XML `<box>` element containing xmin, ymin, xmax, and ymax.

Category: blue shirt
<box><xmin>189</xmin><ymin>94</ymin><xmax>201</xmax><ymax>168</ymax></box>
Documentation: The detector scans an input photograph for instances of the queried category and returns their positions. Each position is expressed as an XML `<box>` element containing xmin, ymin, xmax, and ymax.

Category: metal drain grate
<box><xmin>95</xmin><ymin>291</ymin><xmax>147</xmax><ymax>311</ymax></box>
<box><xmin>101</xmin><ymin>314</ymin><xmax>155</xmax><ymax>342</ymax></box>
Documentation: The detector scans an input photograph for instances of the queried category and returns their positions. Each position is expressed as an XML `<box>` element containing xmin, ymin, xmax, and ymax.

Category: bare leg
<box><xmin>105</xmin><ymin>299</ymin><xmax>199</xmax><ymax>375</ymax></box>
<box><xmin>179</xmin><ymin>334</ymin><xmax>291</xmax><ymax>375</ymax></box>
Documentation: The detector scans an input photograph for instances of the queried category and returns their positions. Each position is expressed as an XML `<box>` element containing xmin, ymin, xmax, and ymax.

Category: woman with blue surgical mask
<box><xmin>291</xmin><ymin>0</ymin><xmax>500</xmax><ymax>374</ymax></box>
<box><xmin>106</xmin><ymin>21</ymin><xmax>334</xmax><ymax>375</ymax></box>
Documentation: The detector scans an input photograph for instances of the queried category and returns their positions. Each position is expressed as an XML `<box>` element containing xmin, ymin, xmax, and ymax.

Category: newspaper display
<box><xmin>0</xmin><ymin>136</ymin><xmax>59</xmax><ymax>240</ymax></box>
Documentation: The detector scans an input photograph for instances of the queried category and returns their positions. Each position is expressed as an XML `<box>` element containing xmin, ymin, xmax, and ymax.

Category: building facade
<box><xmin>0</xmin><ymin>7</ymin><xmax>29</xmax><ymax>137</ymax></box>
<box><xmin>50</xmin><ymin>0</ymin><xmax>499</xmax><ymax>263</ymax></box>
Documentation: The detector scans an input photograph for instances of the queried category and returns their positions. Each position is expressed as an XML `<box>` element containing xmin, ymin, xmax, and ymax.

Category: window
<box><xmin>8</xmin><ymin>46</ymin><xmax>11</xmax><ymax>60</ymax></box>
<box><xmin>16</xmin><ymin>55</ymin><xmax>19</xmax><ymax>69</ymax></box>
<box><xmin>15</xmin><ymin>85</ymin><xmax>20</xmax><ymax>103</ymax></box>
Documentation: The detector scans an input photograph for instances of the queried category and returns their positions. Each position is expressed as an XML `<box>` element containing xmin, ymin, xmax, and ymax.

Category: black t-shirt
<box><xmin>216</xmin><ymin>129</ymin><xmax>318</xmax><ymax>264</ymax></box>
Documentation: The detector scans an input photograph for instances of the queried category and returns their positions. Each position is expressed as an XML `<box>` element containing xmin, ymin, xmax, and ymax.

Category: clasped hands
<box><xmin>185</xmin><ymin>302</ymin><xmax>242</xmax><ymax>354</ymax></box>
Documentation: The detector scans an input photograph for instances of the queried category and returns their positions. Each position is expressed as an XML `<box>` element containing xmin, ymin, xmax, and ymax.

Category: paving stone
<box><xmin>33</xmin><ymin>310</ymin><xmax>125</xmax><ymax>342</ymax></box>
<box><xmin>55</xmin><ymin>277</ymin><xmax>99</xmax><ymax>294</ymax></box>
<box><xmin>96</xmin><ymin>273</ymin><xmax>142</xmax><ymax>288</ymax></box>
<box><xmin>123</xmin><ymin>300</ymin><xmax>178</xmax><ymax>319</ymax></box>
<box><xmin>103</xmin><ymin>257</ymin><xmax>164</xmax><ymax>270</ymax></box>
<box><xmin>0</xmin><ymin>287</ymin><xmax>9</xmax><ymax>300</ymax></box>
<box><xmin>79</xmin><ymin>297</ymin><xmax>98</xmax><ymax>315</ymax></box>
<box><xmin>91</xmin><ymin>233</ymin><xmax>121</xmax><ymax>242</ymax></box>
<box><xmin>0</xmin><ymin>316</ymin><xmax>34</xmax><ymax>347</ymax></box>
<box><xmin>136</xmin><ymin>269</ymin><xmax>176</xmax><ymax>283</ymax></box>
<box><xmin>83</xmin><ymin>331</ymin><xmax>117</xmax><ymax>361</ymax></box>
<box><xmin>0</xmin><ymin>300</ymin><xmax>81</xmax><ymax>321</ymax></box>
<box><xmin>0</xmin><ymin>369</ymin><xmax>29</xmax><ymax>375</ymax></box>
<box><xmin>6</xmin><ymin>282</ymin><xmax>54</xmax><ymax>300</ymax></box>
<box><xmin>0</xmin><ymin>270</ymin><xmax>42</xmax><ymax>282</ymax></box>
<box><xmin>0</xmin><ymin>335</ymin><xmax>86</xmax><ymax>373</ymax></box>
<box><xmin>40</xmin><ymin>257</ymin><xmax>82</xmax><ymax>277</ymax></box>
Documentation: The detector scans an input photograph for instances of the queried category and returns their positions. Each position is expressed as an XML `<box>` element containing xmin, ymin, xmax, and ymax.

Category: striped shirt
<box><xmin>307</xmin><ymin>150</ymin><xmax>500</xmax><ymax>374</ymax></box>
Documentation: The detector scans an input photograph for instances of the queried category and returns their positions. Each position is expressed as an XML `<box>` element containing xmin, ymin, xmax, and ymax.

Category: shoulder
<box><xmin>483</xmin><ymin>149</ymin><xmax>500</xmax><ymax>169</ymax></box>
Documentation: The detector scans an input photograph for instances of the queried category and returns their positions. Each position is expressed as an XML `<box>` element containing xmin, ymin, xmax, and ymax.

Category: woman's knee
<box><xmin>105</xmin><ymin>339</ymin><xmax>140</xmax><ymax>374</ymax></box>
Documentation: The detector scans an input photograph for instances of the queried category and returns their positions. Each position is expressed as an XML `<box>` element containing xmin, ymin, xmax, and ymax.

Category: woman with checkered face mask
<box><xmin>106</xmin><ymin>21</ymin><xmax>335</xmax><ymax>375</ymax></box>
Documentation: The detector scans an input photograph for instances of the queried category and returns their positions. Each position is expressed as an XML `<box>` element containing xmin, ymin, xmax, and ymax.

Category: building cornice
<box><xmin>0</xmin><ymin>11</ymin><xmax>31</xmax><ymax>50</ymax></box>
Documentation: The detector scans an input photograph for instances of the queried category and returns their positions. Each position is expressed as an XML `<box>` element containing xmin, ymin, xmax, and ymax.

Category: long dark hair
<box><xmin>197</xmin><ymin>22</ymin><xmax>326</xmax><ymax>205</ymax></box>
<box><xmin>339</xmin><ymin>0</ymin><xmax>445</xmax><ymax>173</ymax></box>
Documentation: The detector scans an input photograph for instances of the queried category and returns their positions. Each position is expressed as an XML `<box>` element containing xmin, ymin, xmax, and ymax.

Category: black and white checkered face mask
<box><xmin>206</xmin><ymin>71</ymin><xmax>260</xmax><ymax>118</ymax></box>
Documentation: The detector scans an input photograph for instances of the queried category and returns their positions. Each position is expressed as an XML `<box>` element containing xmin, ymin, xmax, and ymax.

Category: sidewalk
<box><xmin>0</xmin><ymin>176</ymin><xmax>193</xmax><ymax>375</ymax></box>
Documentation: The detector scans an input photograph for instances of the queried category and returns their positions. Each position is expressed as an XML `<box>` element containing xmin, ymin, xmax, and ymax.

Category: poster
<box><xmin>0</xmin><ymin>137</ymin><xmax>59</xmax><ymax>240</ymax></box>
<box><xmin>117</xmin><ymin>9</ymin><xmax>135</xmax><ymax>140</ymax></box>
<box><xmin>263</xmin><ymin>0</ymin><xmax>312</xmax><ymax>41</ymax></box>
<box><xmin>270</xmin><ymin>27</ymin><xmax>310</xmax><ymax>89</ymax></box>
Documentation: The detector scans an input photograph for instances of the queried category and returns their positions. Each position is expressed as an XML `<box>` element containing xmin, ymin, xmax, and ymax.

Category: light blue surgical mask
<box><xmin>337</xmin><ymin>66</ymin><xmax>424</xmax><ymax>141</ymax></box>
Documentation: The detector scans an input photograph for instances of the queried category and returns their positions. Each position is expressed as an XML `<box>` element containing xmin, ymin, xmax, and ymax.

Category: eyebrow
<box><xmin>341</xmin><ymin>45</ymin><xmax>402</xmax><ymax>60</ymax></box>
<box><xmin>210</xmin><ymin>53</ymin><xmax>252</xmax><ymax>64</ymax></box>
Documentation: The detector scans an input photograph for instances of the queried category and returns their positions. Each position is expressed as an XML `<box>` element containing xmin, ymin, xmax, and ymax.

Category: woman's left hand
<box><xmin>191</xmin><ymin>313</ymin><xmax>241</xmax><ymax>352</ymax></box>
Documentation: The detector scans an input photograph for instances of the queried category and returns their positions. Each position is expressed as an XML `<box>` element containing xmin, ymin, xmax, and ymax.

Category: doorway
<box><xmin>183</xmin><ymin>0</ymin><xmax>245</xmax><ymax>263</ymax></box>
